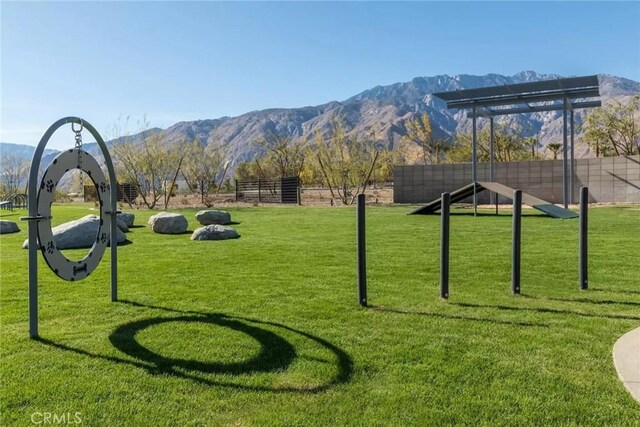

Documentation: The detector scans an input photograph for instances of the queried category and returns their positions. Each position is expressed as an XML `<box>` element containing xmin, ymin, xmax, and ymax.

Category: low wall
<box><xmin>393</xmin><ymin>155</ymin><xmax>640</xmax><ymax>204</ymax></box>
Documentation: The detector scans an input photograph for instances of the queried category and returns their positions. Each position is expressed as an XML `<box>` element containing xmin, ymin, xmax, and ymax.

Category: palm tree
<box><xmin>547</xmin><ymin>143</ymin><xmax>562</xmax><ymax>160</ymax></box>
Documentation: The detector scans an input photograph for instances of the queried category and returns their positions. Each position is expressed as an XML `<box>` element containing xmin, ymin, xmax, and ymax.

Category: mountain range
<box><xmin>2</xmin><ymin>71</ymin><xmax>639</xmax><ymax>174</ymax></box>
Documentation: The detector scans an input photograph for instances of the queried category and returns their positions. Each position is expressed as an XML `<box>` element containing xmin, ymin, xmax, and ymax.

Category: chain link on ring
<box><xmin>72</xmin><ymin>120</ymin><xmax>84</xmax><ymax>190</ymax></box>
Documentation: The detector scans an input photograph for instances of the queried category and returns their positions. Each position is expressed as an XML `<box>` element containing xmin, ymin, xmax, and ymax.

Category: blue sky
<box><xmin>1</xmin><ymin>1</ymin><xmax>639</xmax><ymax>150</ymax></box>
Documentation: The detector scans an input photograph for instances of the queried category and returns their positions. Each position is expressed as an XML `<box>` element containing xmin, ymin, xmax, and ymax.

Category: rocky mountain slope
<box><xmin>3</xmin><ymin>72</ymin><xmax>639</xmax><ymax>173</ymax></box>
<box><xmin>152</xmin><ymin>71</ymin><xmax>640</xmax><ymax>166</ymax></box>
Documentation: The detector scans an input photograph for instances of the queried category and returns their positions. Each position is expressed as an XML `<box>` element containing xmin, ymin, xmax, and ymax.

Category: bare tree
<box><xmin>314</xmin><ymin>118</ymin><xmax>379</xmax><ymax>205</ymax></box>
<box><xmin>254</xmin><ymin>131</ymin><xmax>306</xmax><ymax>178</ymax></box>
<box><xmin>0</xmin><ymin>153</ymin><xmax>29</xmax><ymax>194</ymax></box>
<box><xmin>110</xmin><ymin>119</ymin><xmax>183</xmax><ymax>209</ymax></box>
<box><xmin>583</xmin><ymin>94</ymin><xmax>640</xmax><ymax>157</ymax></box>
<box><xmin>445</xmin><ymin>121</ymin><xmax>532</xmax><ymax>163</ymax></box>
<box><xmin>181</xmin><ymin>138</ymin><xmax>225</xmax><ymax>206</ymax></box>
<box><xmin>403</xmin><ymin>112</ymin><xmax>438</xmax><ymax>165</ymax></box>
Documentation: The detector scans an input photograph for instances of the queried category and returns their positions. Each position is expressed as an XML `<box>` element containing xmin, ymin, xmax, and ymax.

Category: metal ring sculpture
<box><xmin>24</xmin><ymin>117</ymin><xmax>118</xmax><ymax>338</ymax></box>
<box><xmin>37</xmin><ymin>149</ymin><xmax>111</xmax><ymax>281</ymax></box>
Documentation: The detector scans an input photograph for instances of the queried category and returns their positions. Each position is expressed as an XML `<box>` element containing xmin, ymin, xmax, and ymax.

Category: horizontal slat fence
<box><xmin>236</xmin><ymin>177</ymin><xmax>300</xmax><ymax>204</ymax></box>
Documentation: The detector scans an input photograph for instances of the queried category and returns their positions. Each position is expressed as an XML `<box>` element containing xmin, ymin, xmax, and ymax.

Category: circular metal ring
<box><xmin>37</xmin><ymin>148</ymin><xmax>111</xmax><ymax>281</ymax></box>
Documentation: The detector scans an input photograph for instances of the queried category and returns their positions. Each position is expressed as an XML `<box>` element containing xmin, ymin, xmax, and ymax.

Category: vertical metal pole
<box><xmin>356</xmin><ymin>193</ymin><xmax>367</xmax><ymax>306</ymax></box>
<box><xmin>490</xmin><ymin>117</ymin><xmax>497</xmax><ymax>214</ymax></box>
<box><xmin>512</xmin><ymin>189</ymin><xmax>522</xmax><ymax>295</ymax></box>
<box><xmin>440</xmin><ymin>192</ymin><xmax>450</xmax><ymax>299</ymax></box>
<box><xmin>27</xmin><ymin>194</ymin><xmax>38</xmax><ymax>338</ymax></box>
<box><xmin>570</xmin><ymin>109</ymin><xmax>575</xmax><ymax>205</ymax></box>
<box><xmin>26</xmin><ymin>132</ymin><xmax>44</xmax><ymax>338</ymax></box>
<box><xmin>472</xmin><ymin>106</ymin><xmax>478</xmax><ymax>216</ymax></box>
<box><xmin>489</xmin><ymin>117</ymin><xmax>495</xmax><ymax>183</ymax></box>
<box><xmin>110</xmin><ymin>201</ymin><xmax>118</xmax><ymax>302</ymax></box>
<box><xmin>562</xmin><ymin>98</ymin><xmax>569</xmax><ymax>209</ymax></box>
<box><xmin>579</xmin><ymin>187</ymin><xmax>588</xmax><ymax>290</ymax></box>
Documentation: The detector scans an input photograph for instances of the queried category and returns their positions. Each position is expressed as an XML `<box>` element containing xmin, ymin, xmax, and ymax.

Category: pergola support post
<box><xmin>570</xmin><ymin>109</ymin><xmax>575</xmax><ymax>205</ymax></box>
<box><xmin>472</xmin><ymin>106</ymin><xmax>478</xmax><ymax>216</ymax></box>
<box><xmin>562</xmin><ymin>97</ymin><xmax>569</xmax><ymax>209</ymax></box>
<box><xmin>490</xmin><ymin>117</ymin><xmax>497</xmax><ymax>214</ymax></box>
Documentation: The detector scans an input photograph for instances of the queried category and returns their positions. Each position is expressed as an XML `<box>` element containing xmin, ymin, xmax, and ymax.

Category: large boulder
<box><xmin>116</xmin><ymin>219</ymin><xmax>129</xmax><ymax>233</ymax></box>
<box><xmin>0</xmin><ymin>220</ymin><xmax>20</xmax><ymax>234</ymax></box>
<box><xmin>191</xmin><ymin>225</ymin><xmax>240</xmax><ymax>241</ymax></box>
<box><xmin>148</xmin><ymin>212</ymin><xmax>188</xmax><ymax>234</ymax></box>
<box><xmin>195</xmin><ymin>210</ymin><xmax>231</xmax><ymax>225</ymax></box>
<box><xmin>22</xmin><ymin>215</ymin><xmax>126</xmax><ymax>249</ymax></box>
<box><xmin>117</xmin><ymin>212</ymin><xmax>135</xmax><ymax>228</ymax></box>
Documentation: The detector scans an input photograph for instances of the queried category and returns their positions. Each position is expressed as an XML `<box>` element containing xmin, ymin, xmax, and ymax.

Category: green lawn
<box><xmin>1</xmin><ymin>203</ymin><xmax>639</xmax><ymax>426</ymax></box>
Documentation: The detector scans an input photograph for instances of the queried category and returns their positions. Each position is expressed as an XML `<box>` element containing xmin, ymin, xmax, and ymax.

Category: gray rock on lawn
<box><xmin>22</xmin><ymin>215</ymin><xmax>126</xmax><ymax>249</ymax></box>
<box><xmin>117</xmin><ymin>212</ymin><xmax>135</xmax><ymax>228</ymax></box>
<box><xmin>116</xmin><ymin>219</ymin><xmax>129</xmax><ymax>233</ymax></box>
<box><xmin>191</xmin><ymin>225</ymin><xmax>240</xmax><ymax>241</ymax></box>
<box><xmin>148</xmin><ymin>212</ymin><xmax>188</xmax><ymax>234</ymax></box>
<box><xmin>0</xmin><ymin>220</ymin><xmax>20</xmax><ymax>234</ymax></box>
<box><xmin>195</xmin><ymin>210</ymin><xmax>231</xmax><ymax>225</ymax></box>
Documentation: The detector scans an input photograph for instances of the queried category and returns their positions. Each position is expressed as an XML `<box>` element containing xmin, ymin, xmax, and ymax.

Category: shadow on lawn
<box><xmin>444</xmin><ymin>211</ymin><xmax>549</xmax><ymax>218</ymax></box>
<box><xmin>109</xmin><ymin>314</ymin><xmax>297</xmax><ymax>375</ymax></box>
<box><xmin>589</xmin><ymin>288</ymin><xmax>640</xmax><ymax>296</ymax></box>
<box><xmin>370</xmin><ymin>306</ymin><xmax>549</xmax><ymax>328</ymax></box>
<box><xmin>525</xmin><ymin>295</ymin><xmax>640</xmax><ymax>307</ymax></box>
<box><xmin>451</xmin><ymin>301</ymin><xmax>640</xmax><ymax>321</ymax></box>
<box><xmin>35</xmin><ymin>301</ymin><xmax>353</xmax><ymax>393</ymax></box>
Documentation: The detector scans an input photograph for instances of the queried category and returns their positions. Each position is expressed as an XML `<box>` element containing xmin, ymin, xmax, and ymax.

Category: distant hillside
<box><xmin>127</xmin><ymin>72</ymin><xmax>640</xmax><ymax>169</ymax></box>
<box><xmin>2</xmin><ymin>72</ymin><xmax>639</xmax><ymax>176</ymax></box>
<box><xmin>0</xmin><ymin>143</ymin><xmax>59</xmax><ymax>161</ymax></box>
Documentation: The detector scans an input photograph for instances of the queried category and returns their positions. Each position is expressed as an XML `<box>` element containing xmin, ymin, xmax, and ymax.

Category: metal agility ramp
<box><xmin>408</xmin><ymin>181</ymin><xmax>578</xmax><ymax>219</ymax></box>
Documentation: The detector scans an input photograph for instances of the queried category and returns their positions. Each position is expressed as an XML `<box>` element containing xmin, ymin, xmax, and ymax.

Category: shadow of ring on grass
<box><xmin>109</xmin><ymin>314</ymin><xmax>296</xmax><ymax>376</ymax></box>
<box><xmin>36</xmin><ymin>310</ymin><xmax>353</xmax><ymax>394</ymax></box>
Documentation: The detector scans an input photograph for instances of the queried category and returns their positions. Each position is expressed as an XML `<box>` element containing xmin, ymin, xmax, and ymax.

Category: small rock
<box><xmin>0</xmin><ymin>220</ymin><xmax>20</xmax><ymax>234</ymax></box>
<box><xmin>22</xmin><ymin>215</ymin><xmax>126</xmax><ymax>249</ymax></box>
<box><xmin>191</xmin><ymin>224</ymin><xmax>240</xmax><ymax>241</ymax></box>
<box><xmin>148</xmin><ymin>212</ymin><xmax>188</xmax><ymax>234</ymax></box>
<box><xmin>117</xmin><ymin>213</ymin><xmax>135</xmax><ymax>228</ymax></box>
<box><xmin>195</xmin><ymin>210</ymin><xmax>231</xmax><ymax>225</ymax></box>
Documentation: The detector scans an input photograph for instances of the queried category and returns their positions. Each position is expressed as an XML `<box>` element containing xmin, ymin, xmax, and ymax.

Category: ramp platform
<box><xmin>408</xmin><ymin>181</ymin><xmax>578</xmax><ymax>219</ymax></box>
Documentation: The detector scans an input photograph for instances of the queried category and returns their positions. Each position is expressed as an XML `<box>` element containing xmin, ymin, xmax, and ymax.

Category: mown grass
<box><xmin>1</xmin><ymin>203</ymin><xmax>639</xmax><ymax>426</ymax></box>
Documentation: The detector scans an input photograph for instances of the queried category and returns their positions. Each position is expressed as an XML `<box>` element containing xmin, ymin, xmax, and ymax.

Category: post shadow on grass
<box><xmin>451</xmin><ymin>301</ymin><xmax>640</xmax><ymax>321</ymax></box>
<box><xmin>438</xmin><ymin>210</ymin><xmax>548</xmax><ymax>218</ymax></box>
<box><xmin>589</xmin><ymin>288</ymin><xmax>640</xmax><ymax>296</ymax></box>
<box><xmin>35</xmin><ymin>301</ymin><xmax>353</xmax><ymax>393</ymax></box>
<box><xmin>369</xmin><ymin>305</ymin><xmax>549</xmax><ymax>328</ymax></box>
<box><xmin>522</xmin><ymin>295</ymin><xmax>640</xmax><ymax>308</ymax></box>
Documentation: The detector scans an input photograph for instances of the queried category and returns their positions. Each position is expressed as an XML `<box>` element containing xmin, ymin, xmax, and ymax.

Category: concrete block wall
<box><xmin>394</xmin><ymin>155</ymin><xmax>640</xmax><ymax>204</ymax></box>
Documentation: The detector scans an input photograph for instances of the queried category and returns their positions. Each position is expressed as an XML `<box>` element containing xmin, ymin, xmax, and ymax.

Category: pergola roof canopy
<box><xmin>431</xmin><ymin>75</ymin><xmax>602</xmax><ymax>211</ymax></box>
<box><xmin>433</xmin><ymin>75</ymin><xmax>601</xmax><ymax>117</ymax></box>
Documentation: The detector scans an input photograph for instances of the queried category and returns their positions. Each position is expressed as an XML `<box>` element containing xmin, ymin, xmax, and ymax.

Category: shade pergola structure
<box><xmin>428</xmin><ymin>75</ymin><xmax>601</xmax><ymax>216</ymax></box>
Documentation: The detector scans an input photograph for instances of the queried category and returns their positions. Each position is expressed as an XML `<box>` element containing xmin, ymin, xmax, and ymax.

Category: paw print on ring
<box><xmin>46</xmin><ymin>241</ymin><xmax>55</xmax><ymax>254</ymax></box>
<box><xmin>99</xmin><ymin>232</ymin><xmax>108</xmax><ymax>244</ymax></box>
<box><xmin>45</xmin><ymin>179</ymin><xmax>55</xmax><ymax>193</ymax></box>
<box><xmin>99</xmin><ymin>182</ymin><xmax>109</xmax><ymax>193</ymax></box>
